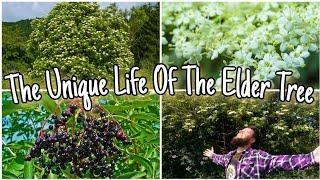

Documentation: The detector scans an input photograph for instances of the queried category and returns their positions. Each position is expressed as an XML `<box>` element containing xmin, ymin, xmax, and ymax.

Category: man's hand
<box><xmin>312</xmin><ymin>146</ymin><xmax>320</xmax><ymax>164</ymax></box>
<box><xmin>203</xmin><ymin>147</ymin><xmax>214</xmax><ymax>158</ymax></box>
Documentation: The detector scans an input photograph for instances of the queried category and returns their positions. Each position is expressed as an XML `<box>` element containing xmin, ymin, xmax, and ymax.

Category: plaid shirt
<box><xmin>211</xmin><ymin>148</ymin><xmax>315</xmax><ymax>178</ymax></box>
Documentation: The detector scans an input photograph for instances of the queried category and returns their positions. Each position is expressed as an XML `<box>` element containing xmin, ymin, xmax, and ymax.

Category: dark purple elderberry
<box><xmin>27</xmin><ymin>109</ymin><xmax>131</xmax><ymax>178</ymax></box>
<box><xmin>123</xmin><ymin>139</ymin><xmax>133</xmax><ymax>145</ymax></box>
<box><xmin>69</xmin><ymin>104</ymin><xmax>78</xmax><ymax>112</ymax></box>
<box><xmin>94</xmin><ymin>136</ymin><xmax>100</xmax><ymax>142</ymax></box>
<box><xmin>100</xmin><ymin>111</ymin><xmax>106</xmax><ymax>117</ymax></box>
<box><xmin>116</xmin><ymin>131</ymin><xmax>126</xmax><ymax>141</ymax></box>
<box><xmin>24</xmin><ymin>154</ymin><xmax>32</xmax><ymax>161</ymax></box>
<box><xmin>52</xmin><ymin>168</ymin><xmax>59</xmax><ymax>175</ymax></box>
<box><xmin>60</xmin><ymin>163</ymin><xmax>66</xmax><ymax>170</ymax></box>
<box><xmin>85</xmin><ymin>127</ymin><xmax>92</xmax><ymax>133</ymax></box>
<box><xmin>77</xmin><ymin>117</ymin><xmax>83</xmax><ymax>123</ymax></box>
<box><xmin>104</xmin><ymin>122</ymin><xmax>109</xmax><ymax>129</ymax></box>
<box><xmin>35</xmin><ymin>138</ymin><xmax>42</xmax><ymax>145</ymax></box>
<box><xmin>60</xmin><ymin>116</ymin><xmax>68</xmax><ymax>123</ymax></box>
<box><xmin>54</xmin><ymin>118</ymin><xmax>61</xmax><ymax>125</ymax></box>
<box><xmin>94</xmin><ymin>120</ymin><xmax>101</xmax><ymax>126</ymax></box>
<box><xmin>49</xmin><ymin>136</ymin><xmax>55</xmax><ymax>143</ymax></box>
<box><xmin>109</xmin><ymin>119</ymin><xmax>116</xmax><ymax>126</ymax></box>
<box><xmin>62</xmin><ymin>110</ymin><xmax>71</xmax><ymax>117</ymax></box>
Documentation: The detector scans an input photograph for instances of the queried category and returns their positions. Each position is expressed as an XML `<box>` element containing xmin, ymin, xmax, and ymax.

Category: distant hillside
<box><xmin>3</xmin><ymin>19</ymin><xmax>33</xmax><ymax>38</ymax></box>
<box><xmin>2</xmin><ymin>19</ymin><xmax>34</xmax><ymax>72</ymax></box>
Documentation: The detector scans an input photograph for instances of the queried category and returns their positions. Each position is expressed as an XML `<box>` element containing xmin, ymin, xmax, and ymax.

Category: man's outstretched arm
<box><xmin>262</xmin><ymin>146</ymin><xmax>319</xmax><ymax>173</ymax></box>
<box><xmin>203</xmin><ymin>147</ymin><xmax>229</xmax><ymax>168</ymax></box>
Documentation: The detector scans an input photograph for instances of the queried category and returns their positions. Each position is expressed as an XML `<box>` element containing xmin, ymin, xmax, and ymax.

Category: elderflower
<box><xmin>163</xmin><ymin>2</ymin><xmax>320</xmax><ymax>83</ymax></box>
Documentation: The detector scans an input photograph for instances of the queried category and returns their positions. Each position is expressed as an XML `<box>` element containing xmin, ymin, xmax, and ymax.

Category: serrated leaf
<box><xmin>48</xmin><ymin>172</ymin><xmax>58</xmax><ymax>179</ymax></box>
<box><xmin>129</xmin><ymin>153</ymin><xmax>154</xmax><ymax>178</ymax></box>
<box><xmin>130</xmin><ymin>112</ymin><xmax>158</xmax><ymax>122</ymax></box>
<box><xmin>61</xmin><ymin>167</ymin><xmax>78</xmax><ymax>178</ymax></box>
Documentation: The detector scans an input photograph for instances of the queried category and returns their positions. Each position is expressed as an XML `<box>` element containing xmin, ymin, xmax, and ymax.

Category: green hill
<box><xmin>3</xmin><ymin>19</ymin><xmax>33</xmax><ymax>38</ymax></box>
<box><xmin>2</xmin><ymin>19</ymin><xmax>34</xmax><ymax>74</ymax></box>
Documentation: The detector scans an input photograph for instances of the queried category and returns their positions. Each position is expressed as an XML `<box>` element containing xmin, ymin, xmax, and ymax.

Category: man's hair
<box><xmin>245</xmin><ymin>125</ymin><xmax>260</xmax><ymax>148</ymax></box>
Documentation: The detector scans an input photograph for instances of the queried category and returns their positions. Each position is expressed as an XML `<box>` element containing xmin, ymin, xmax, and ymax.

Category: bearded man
<box><xmin>203</xmin><ymin>125</ymin><xmax>320</xmax><ymax>179</ymax></box>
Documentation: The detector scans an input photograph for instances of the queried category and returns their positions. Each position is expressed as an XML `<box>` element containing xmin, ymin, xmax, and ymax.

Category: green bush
<box><xmin>2</xmin><ymin>25</ymin><xmax>31</xmax><ymax>73</ymax></box>
<box><xmin>162</xmin><ymin>92</ymin><xmax>319</xmax><ymax>178</ymax></box>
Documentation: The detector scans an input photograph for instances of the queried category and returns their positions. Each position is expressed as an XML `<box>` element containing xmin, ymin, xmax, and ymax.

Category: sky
<box><xmin>2</xmin><ymin>2</ymin><xmax>149</xmax><ymax>22</ymax></box>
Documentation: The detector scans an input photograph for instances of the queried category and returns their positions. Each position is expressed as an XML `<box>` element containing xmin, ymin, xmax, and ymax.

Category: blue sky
<box><xmin>2</xmin><ymin>2</ymin><xmax>149</xmax><ymax>22</ymax></box>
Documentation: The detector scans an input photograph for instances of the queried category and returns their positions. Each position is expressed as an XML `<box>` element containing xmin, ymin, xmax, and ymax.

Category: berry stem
<box><xmin>34</xmin><ymin>164</ymin><xmax>42</xmax><ymax>171</ymax></box>
<box><xmin>5</xmin><ymin>147</ymin><xmax>16</xmax><ymax>157</ymax></box>
<box><xmin>38</xmin><ymin>115</ymin><xmax>52</xmax><ymax>137</ymax></box>
<box><xmin>53</xmin><ymin>99</ymin><xmax>64</xmax><ymax>114</ymax></box>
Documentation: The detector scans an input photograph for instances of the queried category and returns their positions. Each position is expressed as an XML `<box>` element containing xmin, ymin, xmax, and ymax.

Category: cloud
<box><xmin>2</xmin><ymin>2</ymin><xmax>155</xmax><ymax>22</ymax></box>
<box><xmin>3</xmin><ymin>2</ymin><xmax>56</xmax><ymax>22</ymax></box>
<box><xmin>100</xmin><ymin>2</ymin><xmax>148</xmax><ymax>9</ymax></box>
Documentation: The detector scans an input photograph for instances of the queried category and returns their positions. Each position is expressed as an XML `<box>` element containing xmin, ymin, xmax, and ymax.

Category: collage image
<box><xmin>1</xmin><ymin>1</ymin><xmax>320</xmax><ymax>179</ymax></box>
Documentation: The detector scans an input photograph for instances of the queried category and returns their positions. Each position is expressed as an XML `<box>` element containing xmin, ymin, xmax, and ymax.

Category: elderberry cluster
<box><xmin>25</xmin><ymin>104</ymin><xmax>132</xmax><ymax>178</ymax></box>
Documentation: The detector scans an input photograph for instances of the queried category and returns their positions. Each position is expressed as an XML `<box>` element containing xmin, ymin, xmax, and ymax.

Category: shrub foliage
<box><xmin>28</xmin><ymin>2</ymin><xmax>134</xmax><ymax>78</ymax></box>
<box><xmin>162</xmin><ymin>93</ymin><xmax>319</xmax><ymax>178</ymax></box>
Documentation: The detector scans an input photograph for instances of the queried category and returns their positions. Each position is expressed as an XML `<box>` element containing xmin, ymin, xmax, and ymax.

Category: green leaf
<box><xmin>24</xmin><ymin>160</ymin><xmax>34</xmax><ymax>179</ymax></box>
<box><xmin>40</xmin><ymin>94</ymin><xmax>59</xmax><ymax>114</ymax></box>
<box><xmin>48</xmin><ymin>172</ymin><xmax>58</xmax><ymax>179</ymax></box>
<box><xmin>12</xmin><ymin>162</ymin><xmax>24</xmax><ymax>171</ymax></box>
<box><xmin>4</xmin><ymin>169</ymin><xmax>22</xmax><ymax>178</ymax></box>
<box><xmin>103</xmin><ymin>105</ymin><xmax>134</xmax><ymax>112</ymax></box>
<box><xmin>130</xmin><ymin>112</ymin><xmax>158</xmax><ymax>122</ymax></box>
<box><xmin>61</xmin><ymin>167</ymin><xmax>78</xmax><ymax>178</ymax></box>
<box><xmin>115</xmin><ymin>171</ymin><xmax>146</xmax><ymax>179</ymax></box>
<box><xmin>134</xmin><ymin>124</ymin><xmax>154</xmax><ymax>134</ymax></box>
<box><xmin>129</xmin><ymin>153</ymin><xmax>154</xmax><ymax>178</ymax></box>
<box><xmin>2</xmin><ymin>98</ymin><xmax>40</xmax><ymax>116</ymax></box>
<box><xmin>146</xmin><ymin>137</ymin><xmax>160</xmax><ymax>145</ymax></box>
<box><xmin>2</xmin><ymin>156</ymin><xmax>16</xmax><ymax>163</ymax></box>
<box><xmin>126</xmin><ymin>100</ymin><xmax>157</xmax><ymax>107</ymax></box>
<box><xmin>3</xmin><ymin>172</ymin><xmax>19</xmax><ymax>179</ymax></box>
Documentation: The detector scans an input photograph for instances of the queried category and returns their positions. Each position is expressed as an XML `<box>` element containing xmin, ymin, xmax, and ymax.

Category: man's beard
<box><xmin>231</xmin><ymin>136</ymin><xmax>250</xmax><ymax>147</ymax></box>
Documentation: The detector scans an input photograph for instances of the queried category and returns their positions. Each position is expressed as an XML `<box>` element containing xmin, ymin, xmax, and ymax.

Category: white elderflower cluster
<box><xmin>163</xmin><ymin>2</ymin><xmax>319</xmax><ymax>82</ymax></box>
